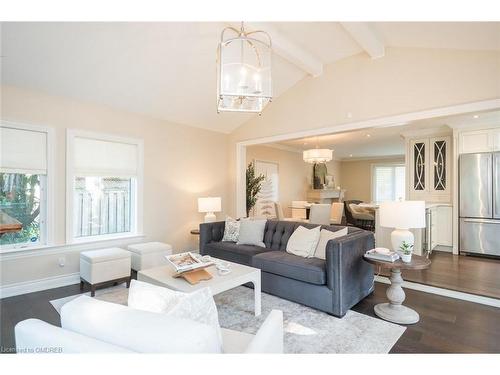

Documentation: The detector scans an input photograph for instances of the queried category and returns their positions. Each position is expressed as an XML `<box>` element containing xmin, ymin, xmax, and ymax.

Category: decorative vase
<box><xmin>401</xmin><ymin>253</ymin><xmax>412</xmax><ymax>263</ymax></box>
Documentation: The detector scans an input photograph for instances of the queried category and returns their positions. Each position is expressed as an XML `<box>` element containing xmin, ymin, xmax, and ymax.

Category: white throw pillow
<box><xmin>237</xmin><ymin>219</ymin><xmax>267</xmax><ymax>248</ymax></box>
<box><xmin>313</xmin><ymin>227</ymin><xmax>349</xmax><ymax>260</ymax></box>
<box><xmin>127</xmin><ymin>279</ymin><xmax>185</xmax><ymax>313</ymax></box>
<box><xmin>286</xmin><ymin>225</ymin><xmax>321</xmax><ymax>258</ymax></box>
<box><xmin>127</xmin><ymin>280</ymin><xmax>222</xmax><ymax>349</ymax></box>
<box><xmin>222</xmin><ymin>216</ymin><xmax>240</xmax><ymax>242</ymax></box>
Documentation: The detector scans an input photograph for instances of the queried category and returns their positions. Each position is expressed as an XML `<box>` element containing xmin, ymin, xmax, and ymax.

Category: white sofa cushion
<box><xmin>286</xmin><ymin>225</ymin><xmax>321</xmax><ymax>258</ymax></box>
<box><xmin>221</xmin><ymin>310</ymin><xmax>283</xmax><ymax>353</ymax></box>
<box><xmin>245</xmin><ymin>309</ymin><xmax>284</xmax><ymax>353</ymax></box>
<box><xmin>15</xmin><ymin>319</ymin><xmax>132</xmax><ymax>353</ymax></box>
<box><xmin>61</xmin><ymin>295</ymin><xmax>221</xmax><ymax>353</ymax></box>
<box><xmin>313</xmin><ymin>227</ymin><xmax>349</xmax><ymax>260</ymax></box>
<box><xmin>127</xmin><ymin>280</ymin><xmax>222</xmax><ymax>347</ymax></box>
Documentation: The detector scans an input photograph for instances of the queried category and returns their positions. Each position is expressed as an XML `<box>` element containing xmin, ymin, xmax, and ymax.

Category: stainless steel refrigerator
<box><xmin>459</xmin><ymin>152</ymin><xmax>500</xmax><ymax>256</ymax></box>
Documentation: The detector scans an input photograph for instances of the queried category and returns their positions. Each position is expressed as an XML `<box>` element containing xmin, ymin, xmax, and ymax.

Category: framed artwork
<box><xmin>254</xmin><ymin>159</ymin><xmax>279</xmax><ymax>218</ymax></box>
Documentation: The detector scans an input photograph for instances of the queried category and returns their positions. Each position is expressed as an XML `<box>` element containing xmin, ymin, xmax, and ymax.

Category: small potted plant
<box><xmin>399</xmin><ymin>241</ymin><xmax>413</xmax><ymax>263</ymax></box>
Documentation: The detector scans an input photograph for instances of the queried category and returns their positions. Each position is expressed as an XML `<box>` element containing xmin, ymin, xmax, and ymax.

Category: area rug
<box><xmin>50</xmin><ymin>286</ymin><xmax>405</xmax><ymax>353</ymax></box>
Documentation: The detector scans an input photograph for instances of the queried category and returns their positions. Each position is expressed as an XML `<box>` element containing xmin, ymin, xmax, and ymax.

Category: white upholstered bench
<box><xmin>80</xmin><ymin>248</ymin><xmax>131</xmax><ymax>297</ymax></box>
<box><xmin>127</xmin><ymin>242</ymin><xmax>172</xmax><ymax>271</ymax></box>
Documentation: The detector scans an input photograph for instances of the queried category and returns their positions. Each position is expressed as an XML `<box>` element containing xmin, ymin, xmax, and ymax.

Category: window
<box><xmin>74</xmin><ymin>176</ymin><xmax>133</xmax><ymax>238</ymax></box>
<box><xmin>67</xmin><ymin>130</ymin><xmax>143</xmax><ymax>242</ymax></box>
<box><xmin>372</xmin><ymin>164</ymin><xmax>406</xmax><ymax>203</ymax></box>
<box><xmin>0</xmin><ymin>124</ymin><xmax>50</xmax><ymax>249</ymax></box>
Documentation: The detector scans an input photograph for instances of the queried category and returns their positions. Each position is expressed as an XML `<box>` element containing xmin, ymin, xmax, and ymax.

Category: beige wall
<box><xmin>246</xmin><ymin>145</ymin><xmax>341</xmax><ymax>216</ymax></box>
<box><xmin>228</xmin><ymin>47</ymin><xmax>500</xmax><ymax>215</ymax></box>
<box><xmin>0</xmin><ymin>85</ymin><xmax>229</xmax><ymax>287</ymax></box>
<box><xmin>339</xmin><ymin>157</ymin><xmax>405</xmax><ymax>202</ymax></box>
<box><xmin>232</xmin><ymin>48</ymin><xmax>500</xmax><ymax>141</ymax></box>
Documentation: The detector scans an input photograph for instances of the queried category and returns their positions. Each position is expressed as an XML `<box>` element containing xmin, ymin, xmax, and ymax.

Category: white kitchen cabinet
<box><xmin>425</xmin><ymin>205</ymin><xmax>453</xmax><ymax>252</ymax></box>
<box><xmin>459</xmin><ymin>128</ymin><xmax>500</xmax><ymax>153</ymax></box>
<box><xmin>430</xmin><ymin>207</ymin><xmax>438</xmax><ymax>250</ymax></box>
<box><xmin>408</xmin><ymin>136</ymin><xmax>451</xmax><ymax>202</ymax></box>
<box><xmin>436</xmin><ymin>205</ymin><xmax>453</xmax><ymax>246</ymax></box>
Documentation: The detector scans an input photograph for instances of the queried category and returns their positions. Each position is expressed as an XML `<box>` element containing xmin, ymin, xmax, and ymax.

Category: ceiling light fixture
<box><xmin>303</xmin><ymin>148</ymin><xmax>333</xmax><ymax>164</ymax></box>
<box><xmin>217</xmin><ymin>22</ymin><xmax>272</xmax><ymax>114</ymax></box>
<box><xmin>473</xmin><ymin>115</ymin><xmax>480</xmax><ymax>119</ymax></box>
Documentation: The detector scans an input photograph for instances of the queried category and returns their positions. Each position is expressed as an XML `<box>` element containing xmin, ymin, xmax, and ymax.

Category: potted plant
<box><xmin>246</xmin><ymin>162</ymin><xmax>265</xmax><ymax>217</ymax></box>
<box><xmin>399</xmin><ymin>241</ymin><xmax>413</xmax><ymax>263</ymax></box>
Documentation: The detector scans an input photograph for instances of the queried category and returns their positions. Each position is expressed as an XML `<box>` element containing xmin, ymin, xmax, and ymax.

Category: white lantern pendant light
<box><xmin>217</xmin><ymin>22</ymin><xmax>272</xmax><ymax>114</ymax></box>
<box><xmin>303</xmin><ymin>148</ymin><xmax>333</xmax><ymax>163</ymax></box>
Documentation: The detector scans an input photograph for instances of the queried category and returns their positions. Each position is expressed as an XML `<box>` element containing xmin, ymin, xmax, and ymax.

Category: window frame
<box><xmin>0</xmin><ymin>121</ymin><xmax>55</xmax><ymax>252</ymax></box>
<box><xmin>66</xmin><ymin>129</ymin><xmax>144</xmax><ymax>244</ymax></box>
<box><xmin>371</xmin><ymin>162</ymin><xmax>406</xmax><ymax>203</ymax></box>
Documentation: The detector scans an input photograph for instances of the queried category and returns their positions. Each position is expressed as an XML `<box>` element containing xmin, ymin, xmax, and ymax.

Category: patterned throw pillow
<box><xmin>127</xmin><ymin>280</ymin><xmax>222</xmax><ymax>351</ymax></box>
<box><xmin>222</xmin><ymin>216</ymin><xmax>240</xmax><ymax>242</ymax></box>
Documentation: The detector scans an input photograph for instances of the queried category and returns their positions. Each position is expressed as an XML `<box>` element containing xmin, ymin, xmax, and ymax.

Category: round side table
<box><xmin>364</xmin><ymin>254</ymin><xmax>431</xmax><ymax>325</ymax></box>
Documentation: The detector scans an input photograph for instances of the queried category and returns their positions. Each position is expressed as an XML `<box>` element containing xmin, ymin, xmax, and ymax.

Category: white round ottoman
<box><xmin>127</xmin><ymin>242</ymin><xmax>173</xmax><ymax>271</ymax></box>
<box><xmin>80</xmin><ymin>248</ymin><xmax>131</xmax><ymax>297</ymax></box>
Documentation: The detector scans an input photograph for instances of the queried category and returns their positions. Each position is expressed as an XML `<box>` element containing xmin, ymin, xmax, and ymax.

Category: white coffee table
<box><xmin>137</xmin><ymin>259</ymin><xmax>262</xmax><ymax>316</ymax></box>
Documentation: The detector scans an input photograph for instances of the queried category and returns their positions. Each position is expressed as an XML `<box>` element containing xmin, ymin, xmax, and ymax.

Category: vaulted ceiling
<box><xmin>2</xmin><ymin>22</ymin><xmax>499</xmax><ymax>133</ymax></box>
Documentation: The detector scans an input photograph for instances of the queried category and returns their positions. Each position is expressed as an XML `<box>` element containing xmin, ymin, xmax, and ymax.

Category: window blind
<box><xmin>73</xmin><ymin>136</ymin><xmax>138</xmax><ymax>177</ymax></box>
<box><xmin>373</xmin><ymin>165</ymin><xmax>405</xmax><ymax>203</ymax></box>
<box><xmin>0</xmin><ymin>126</ymin><xmax>48</xmax><ymax>174</ymax></box>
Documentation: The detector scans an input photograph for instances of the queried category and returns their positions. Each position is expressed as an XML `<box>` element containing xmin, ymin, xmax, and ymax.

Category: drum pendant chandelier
<box><xmin>217</xmin><ymin>22</ymin><xmax>272</xmax><ymax>114</ymax></box>
<box><xmin>303</xmin><ymin>148</ymin><xmax>333</xmax><ymax>163</ymax></box>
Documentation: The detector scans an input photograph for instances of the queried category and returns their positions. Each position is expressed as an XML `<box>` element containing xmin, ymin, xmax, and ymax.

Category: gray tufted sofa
<box><xmin>200</xmin><ymin>220</ymin><xmax>375</xmax><ymax>317</ymax></box>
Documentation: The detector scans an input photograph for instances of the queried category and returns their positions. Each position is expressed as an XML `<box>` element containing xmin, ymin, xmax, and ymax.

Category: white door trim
<box><xmin>235</xmin><ymin>98</ymin><xmax>500</xmax><ymax>217</ymax></box>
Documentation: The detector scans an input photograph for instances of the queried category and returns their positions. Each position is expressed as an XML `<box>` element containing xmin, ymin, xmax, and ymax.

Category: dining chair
<box><xmin>308</xmin><ymin>204</ymin><xmax>332</xmax><ymax>225</ymax></box>
<box><xmin>330</xmin><ymin>202</ymin><xmax>344</xmax><ymax>225</ymax></box>
<box><xmin>291</xmin><ymin>200</ymin><xmax>308</xmax><ymax>220</ymax></box>
<box><xmin>344</xmin><ymin>200</ymin><xmax>363</xmax><ymax>226</ymax></box>
<box><xmin>274</xmin><ymin>202</ymin><xmax>298</xmax><ymax>222</ymax></box>
<box><xmin>348</xmin><ymin>203</ymin><xmax>375</xmax><ymax>231</ymax></box>
<box><xmin>274</xmin><ymin>202</ymin><xmax>285</xmax><ymax>220</ymax></box>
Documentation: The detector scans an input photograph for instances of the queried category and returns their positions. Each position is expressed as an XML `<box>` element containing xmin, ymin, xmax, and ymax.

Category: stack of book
<box><xmin>364</xmin><ymin>248</ymin><xmax>400</xmax><ymax>262</ymax></box>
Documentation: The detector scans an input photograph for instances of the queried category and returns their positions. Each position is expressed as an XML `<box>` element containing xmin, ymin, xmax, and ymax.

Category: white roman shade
<box><xmin>73</xmin><ymin>136</ymin><xmax>139</xmax><ymax>177</ymax></box>
<box><xmin>0</xmin><ymin>126</ymin><xmax>48</xmax><ymax>175</ymax></box>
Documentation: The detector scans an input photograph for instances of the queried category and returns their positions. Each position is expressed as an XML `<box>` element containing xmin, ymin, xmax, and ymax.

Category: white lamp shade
<box><xmin>198</xmin><ymin>197</ymin><xmax>222</xmax><ymax>213</ymax></box>
<box><xmin>379</xmin><ymin>201</ymin><xmax>426</xmax><ymax>229</ymax></box>
<box><xmin>303</xmin><ymin>149</ymin><xmax>333</xmax><ymax>163</ymax></box>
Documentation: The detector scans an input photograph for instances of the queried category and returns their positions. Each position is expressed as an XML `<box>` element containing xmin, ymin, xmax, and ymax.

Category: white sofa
<box><xmin>15</xmin><ymin>296</ymin><xmax>283</xmax><ymax>354</ymax></box>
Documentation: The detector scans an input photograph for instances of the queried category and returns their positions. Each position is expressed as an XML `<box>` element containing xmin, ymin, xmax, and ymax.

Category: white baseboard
<box><xmin>375</xmin><ymin>275</ymin><xmax>500</xmax><ymax>308</ymax></box>
<box><xmin>0</xmin><ymin>272</ymin><xmax>80</xmax><ymax>299</ymax></box>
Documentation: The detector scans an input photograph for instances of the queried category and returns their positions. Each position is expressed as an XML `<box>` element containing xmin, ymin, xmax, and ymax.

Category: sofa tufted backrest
<box><xmin>263</xmin><ymin>220</ymin><xmax>362</xmax><ymax>251</ymax></box>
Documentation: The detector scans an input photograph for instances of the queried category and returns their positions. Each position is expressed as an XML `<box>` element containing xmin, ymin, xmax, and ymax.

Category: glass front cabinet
<box><xmin>409</xmin><ymin>136</ymin><xmax>451</xmax><ymax>201</ymax></box>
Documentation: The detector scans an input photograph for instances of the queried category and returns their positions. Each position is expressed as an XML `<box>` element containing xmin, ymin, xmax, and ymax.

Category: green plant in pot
<box><xmin>246</xmin><ymin>162</ymin><xmax>265</xmax><ymax>217</ymax></box>
<box><xmin>399</xmin><ymin>241</ymin><xmax>414</xmax><ymax>263</ymax></box>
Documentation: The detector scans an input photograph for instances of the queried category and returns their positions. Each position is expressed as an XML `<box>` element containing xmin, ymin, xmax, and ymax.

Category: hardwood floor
<box><xmin>1</xmin><ymin>281</ymin><xmax>500</xmax><ymax>353</ymax></box>
<box><xmin>378</xmin><ymin>251</ymin><xmax>500</xmax><ymax>299</ymax></box>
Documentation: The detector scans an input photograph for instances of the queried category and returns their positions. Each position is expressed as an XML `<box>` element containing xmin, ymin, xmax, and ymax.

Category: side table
<box><xmin>363</xmin><ymin>254</ymin><xmax>431</xmax><ymax>324</ymax></box>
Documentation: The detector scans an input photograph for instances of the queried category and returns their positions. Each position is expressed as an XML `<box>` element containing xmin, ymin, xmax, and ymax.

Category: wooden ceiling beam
<box><xmin>340</xmin><ymin>22</ymin><xmax>385</xmax><ymax>59</ymax></box>
<box><xmin>228</xmin><ymin>22</ymin><xmax>324</xmax><ymax>77</ymax></box>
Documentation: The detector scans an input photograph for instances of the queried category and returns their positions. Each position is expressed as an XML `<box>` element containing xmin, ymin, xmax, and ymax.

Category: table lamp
<box><xmin>198</xmin><ymin>197</ymin><xmax>221</xmax><ymax>223</ymax></box>
<box><xmin>379</xmin><ymin>201</ymin><xmax>426</xmax><ymax>252</ymax></box>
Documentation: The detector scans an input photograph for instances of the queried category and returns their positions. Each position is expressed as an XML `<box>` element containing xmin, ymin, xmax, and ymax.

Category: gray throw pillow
<box><xmin>236</xmin><ymin>219</ymin><xmax>267</xmax><ymax>248</ymax></box>
<box><xmin>221</xmin><ymin>217</ymin><xmax>240</xmax><ymax>242</ymax></box>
